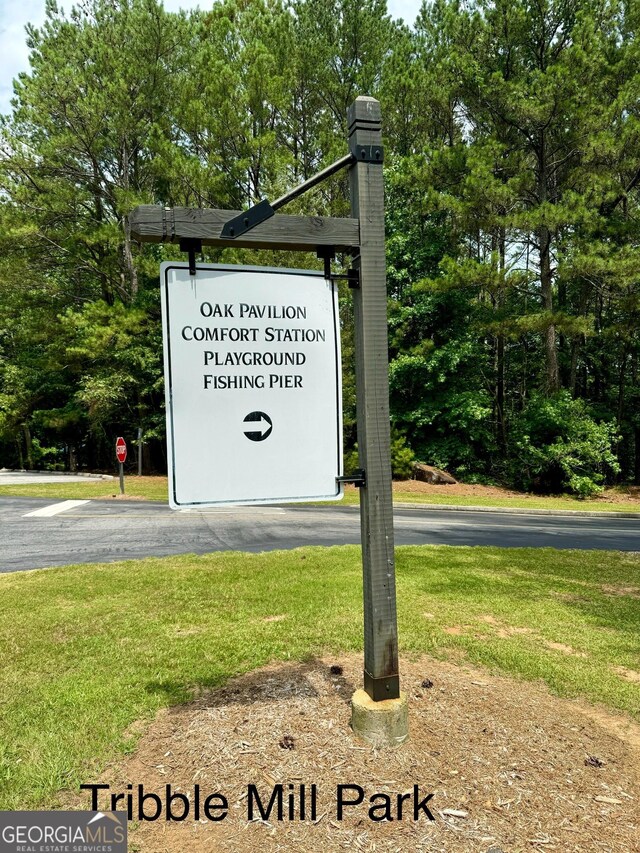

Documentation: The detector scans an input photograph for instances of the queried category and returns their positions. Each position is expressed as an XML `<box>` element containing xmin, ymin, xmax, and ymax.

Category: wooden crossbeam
<box><xmin>130</xmin><ymin>205</ymin><xmax>360</xmax><ymax>252</ymax></box>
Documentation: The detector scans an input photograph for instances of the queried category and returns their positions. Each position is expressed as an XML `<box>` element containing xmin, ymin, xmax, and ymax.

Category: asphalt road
<box><xmin>1</xmin><ymin>496</ymin><xmax>638</xmax><ymax>572</ymax></box>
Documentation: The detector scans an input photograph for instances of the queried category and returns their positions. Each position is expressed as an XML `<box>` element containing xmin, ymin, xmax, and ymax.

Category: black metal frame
<box><xmin>336</xmin><ymin>469</ymin><xmax>366</xmax><ymax>488</ymax></box>
<box><xmin>364</xmin><ymin>671</ymin><xmax>400</xmax><ymax>702</ymax></box>
<box><xmin>212</xmin><ymin>149</ymin><xmax>381</xmax><ymax>247</ymax></box>
<box><xmin>179</xmin><ymin>238</ymin><xmax>202</xmax><ymax>276</ymax></box>
<box><xmin>349</xmin><ymin>143</ymin><xmax>384</xmax><ymax>164</ymax></box>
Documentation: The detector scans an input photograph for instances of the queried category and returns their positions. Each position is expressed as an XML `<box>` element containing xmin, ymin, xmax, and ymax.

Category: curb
<box><xmin>393</xmin><ymin>502</ymin><xmax>640</xmax><ymax>519</ymax></box>
<box><xmin>0</xmin><ymin>469</ymin><xmax>114</xmax><ymax>480</ymax></box>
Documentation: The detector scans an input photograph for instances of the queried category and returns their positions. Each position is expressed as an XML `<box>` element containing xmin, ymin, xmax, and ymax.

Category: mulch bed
<box><xmin>76</xmin><ymin>655</ymin><xmax>640</xmax><ymax>852</ymax></box>
<box><xmin>390</xmin><ymin>481</ymin><xmax>640</xmax><ymax>506</ymax></box>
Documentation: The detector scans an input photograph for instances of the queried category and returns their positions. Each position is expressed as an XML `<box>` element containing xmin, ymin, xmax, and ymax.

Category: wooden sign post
<box><xmin>348</xmin><ymin>98</ymin><xmax>400</xmax><ymax>704</ymax></box>
<box><xmin>130</xmin><ymin>96</ymin><xmax>407</xmax><ymax>746</ymax></box>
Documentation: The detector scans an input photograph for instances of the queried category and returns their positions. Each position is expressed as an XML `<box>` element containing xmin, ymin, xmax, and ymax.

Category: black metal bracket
<box><xmin>336</xmin><ymin>469</ymin><xmax>366</xmax><ymax>488</ymax></box>
<box><xmin>220</xmin><ymin>199</ymin><xmax>275</xmax><ymax>240</ymax></box>
<box><xmin>341</xmin><ymin>254</ymin><xmax>361</xmax><ymax>289</ymax></box>
<box><xmin>221</xmin><ymin>150</ymin><xmax>361</xmax><ymax>241</ymax></box>
<box><xmin>364</xmin><ymin>670</ymin><xmax>400</xmax><ymax>702</ymax></box>
<box><xmin>316</xmin><ymin>248</ymin><xmax>360</xmax><ymax>288</ymax></box>
<box><xmin>349</xmin><ymin>143</ymin><xmax>384</xmax><ymax>164</ymax></box>
<box><xmin>179</xmin><ymin>238</ymin><xmax>202</xmax><ymax>276</ymax></box>
<box><xmin>317</xmin><ymin>247</ymin><xmax>335</xmax><ymax>280</ymax></box>
<box><xmin>330</xmin><ymin>267</ymin><xmax>359</xmax><ymax>288</ymax></box>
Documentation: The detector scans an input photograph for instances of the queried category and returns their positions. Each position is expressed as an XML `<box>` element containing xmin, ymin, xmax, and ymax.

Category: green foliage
<box><xmin>0</xmin><ymin>0</ymin><xmax>638</xmax><ymax>488</ymax></box>
<box><xmin>343</xmin><ymin>446</ymin><xmax>359</xmax><ymax>476</ymax></box>
<box><xmin>509</xmin><ymin>393</ymin><xmax>621</xmax><ymax>496</ymax></box>
<box><xmin>388</xmin><ymin>274</ymin><xmax>495</xmax><ymax>476</ymax></box>
<box><xmin>389</xmin><ymin>430</ymin><xmax>416</xmax><ymax>479</ymax></box>
<box><xmin>56</xmin><ymin>300</ymin><xmax>162</xmax><ymax>431</ymax></box>
<box><xmin>344</xmin><ymin>429</ymin><xmax>415</xmax><ymax>480</ymax></box>
<box><xmin>24</xmin><ymin>436</ymin><xmax>65</xmax><ymax>470</ymax></box>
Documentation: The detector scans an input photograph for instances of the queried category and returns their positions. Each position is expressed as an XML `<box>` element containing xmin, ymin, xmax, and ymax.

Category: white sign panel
<box><xmin>160</xmin><ymin>264</ymin><xmax>343</xmax><ymax>508</ymax></box>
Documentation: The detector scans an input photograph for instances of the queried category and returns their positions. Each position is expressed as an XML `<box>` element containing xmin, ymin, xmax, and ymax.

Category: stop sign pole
<box><xmin>116</xmin><ymin>437</ymin><xmax>127</xmax><ymax>495</ymax></box>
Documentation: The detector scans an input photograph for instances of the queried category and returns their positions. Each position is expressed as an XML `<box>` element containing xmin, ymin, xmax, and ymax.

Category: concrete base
<box><xmin>350</xmin><ymin>689</ymin><xmax>409</xmax><ymax>747</ymax></box>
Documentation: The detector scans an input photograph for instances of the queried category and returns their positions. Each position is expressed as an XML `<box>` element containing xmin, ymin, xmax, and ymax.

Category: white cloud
<box><xmin>0</xmin><ymin>0</ymin><xmax>422</xmax><ymax>115</ymax></box>
<box><xmin>0</xmin><ymin>0</ymin><xmax>208</xmax><ymax>114</ymax></box>
<box><xmin>163</xmin><ymin>0</ymin><xmax>202</xmax><ymax>10</ymax></box>
<box><xmin>0</xmin><ymin>0</ymin><xmax>46</xmax><ymax>114</ymax></box>
<box><xmin>387</xmin><ymin>0</ymin><xmax>421</xmax><ymax>25</ymax></box>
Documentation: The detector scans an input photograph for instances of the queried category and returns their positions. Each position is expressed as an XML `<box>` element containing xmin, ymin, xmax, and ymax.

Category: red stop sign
<box><xmin>115</xmin><ymin>436</ymin><xmax>127</xmax><ymax>464</ymax></box>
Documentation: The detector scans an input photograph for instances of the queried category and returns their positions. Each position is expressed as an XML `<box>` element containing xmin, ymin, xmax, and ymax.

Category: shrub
<box><xmin>343</xmin><ymin>429</ymin><xmax>416</xmax><ymax>480</ymax></box>
<box><xmin>390</xmin><ymin>430</ymin><xmax>416</xmax><ymax>479</ymax></box>
<box><xmin>509</xmin><ymin>392</ymin><xmax>620</xmax><ymax>497</ymax></box>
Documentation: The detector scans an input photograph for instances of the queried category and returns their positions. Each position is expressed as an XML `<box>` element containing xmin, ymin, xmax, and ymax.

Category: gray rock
<box><xmin>413</xmin><ymin>463</ymin><xmax>457</xmax><ymax>484</ymax></box>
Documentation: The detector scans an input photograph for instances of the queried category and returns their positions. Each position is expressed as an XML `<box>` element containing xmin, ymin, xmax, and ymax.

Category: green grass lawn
<box><xmin>0</xmin><ymin>475</ymin><xmax>638</xmax><ymax>512</ymax></box>
<box><xmin>0</xmin><ymin>544</ymin><xmax>638</xmax><ymax>810</ymax></box>
<box><xmin>0</xmin><ymin>475</ymin><xmax>169</xmax><ymax>502</ymax></box>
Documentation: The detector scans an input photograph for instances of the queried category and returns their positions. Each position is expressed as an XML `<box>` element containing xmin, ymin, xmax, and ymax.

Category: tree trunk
<box><xmin>122</xmin><ymin>214</ymin><xmax>139</xmax><ymax>301</ymax></box>
<box><xmin>571</xmin><ymin>283</ymin><xmax>590</xmax><ymax>396</ymax></box>
<box><xmin>536</xmin><ymin>128</ymin><xmax>559</xmax><ymax>393</ymax></box>
<box><xmin>569</xmin><ymin>340</ymin><xmax>579</xmax><ymax>396</ymax></box>
<box><xmin>496</xmin><ymin>225</ymin><xmax>506</xmax><ymax>450</ymax></box>
<box><xmin>22</xmin><ymin>424</ymin><xmax>33</xmax><ymax>470</ymax></box>
<box><xmin>615</xmin><ymin>348</ymin><xmax>629</xmax><ymax>483</ymax></box>
<box><xmin>633</xmin><ymin>354</ymin><xmax>640</xmax><ymax>485</ymax></box>
<box><xmin>121</xmin><ymin>140</ymin><xmax>138</xmax><ymax>301</ymax></box>
<box><xmin>617</xmin><ymin>348</ymin><xmax>628</xmax><ymax>430</ymax></box>
<box><xmin>539</xmin><ymin>223</ymin><xmax>559</xmax><ymax>393</ymax></box>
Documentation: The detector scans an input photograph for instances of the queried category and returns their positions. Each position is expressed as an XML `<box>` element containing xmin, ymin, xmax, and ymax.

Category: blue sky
<box><xmin>0</xmin><ymin>0</ymin><xmax>422</xmax><ymax>116</ymax></box>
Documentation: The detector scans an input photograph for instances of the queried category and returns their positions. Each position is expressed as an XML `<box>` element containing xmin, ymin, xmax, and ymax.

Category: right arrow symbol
<box><xmin>243</xmin><ymin>411</ymin><xmax>273</xmax><ymax>441</ymax></box>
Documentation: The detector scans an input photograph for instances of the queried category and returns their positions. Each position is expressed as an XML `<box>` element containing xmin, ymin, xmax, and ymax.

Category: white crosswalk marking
<box><xmin>23</xmin><ymin>500</ymin><xmax>91</xmax><ymax>518</ymax></box>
